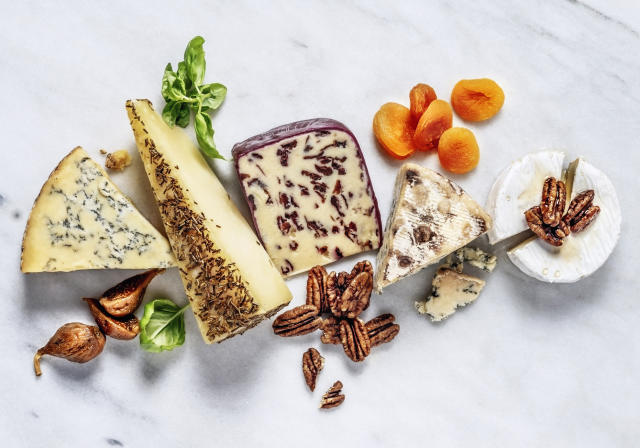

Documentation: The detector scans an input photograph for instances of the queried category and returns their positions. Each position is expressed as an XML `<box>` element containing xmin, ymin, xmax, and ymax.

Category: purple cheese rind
<box><xmin>232</xmin><ymin>118</ymin><xmax>383</xmax><ymax>273</ymax></box>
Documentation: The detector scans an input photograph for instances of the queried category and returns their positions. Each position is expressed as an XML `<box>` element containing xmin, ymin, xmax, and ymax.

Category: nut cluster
<box><xmin>525</xmin><ymin>177</ymin><xmax>600</xmax><ymax>246</ymax></box>
<box><xmin>272</xmin><ymin>261</ymin><xmax>399</xmax><ymax>363</ymax></box>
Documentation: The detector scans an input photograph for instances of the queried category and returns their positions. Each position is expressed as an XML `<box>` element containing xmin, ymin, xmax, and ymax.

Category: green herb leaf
<box><xmin>184</xmin><ymin>36</ymin><xmax>206</xmax><ymax>86</ymax></box>
<box><xmin>176</xmin><ymin>61</ymin><xmax>192</xmax><ymax>92</ymax></box>
<box><xmin>175</xmin><ymin>103</ymin><xmax>191</xmax><ymax>128</ymax></box>
<box><xmin>200</xmin><ymin>83</ymin><xmax>227</xmax><ymax>111</ymax></box>
<box><xmin>139</xmin><ymin>299</ymin><xmax>189</xmax><ymax>353</ymax></box>
<box><xmin>194</xmin><ymin>112</ymin><xmax>224</xmax><ymax>159</ymax></box>
<box><xmin>161</xmin><ymin>36</ymin><xmax>226</xmax><ymax>159</ymax></box>
<box><xmin>162</xmin><ymin>101</ymin><xmax>180</xmax><ymax>127</ymax></box>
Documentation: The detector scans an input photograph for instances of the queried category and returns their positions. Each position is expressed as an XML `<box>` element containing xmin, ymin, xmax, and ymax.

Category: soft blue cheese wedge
<box><xmin>21</xmin><ymin>147</ymin><xmax>176</xmax><ymax>272</ymax></box>
<box><xmin>374</xmin><ymin>163</ymin><xmax>492</xmax><ymax>293</ymax></box>
<box><xmin>126</xmin><ymin>100</ymin><xmax>292</xmax><ymax>343</ymax></box>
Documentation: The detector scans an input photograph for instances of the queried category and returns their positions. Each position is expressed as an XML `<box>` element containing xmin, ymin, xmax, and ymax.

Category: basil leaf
<box><xmin>161</xmin><ymin>63</ymin><xmax>177</xmax><ymax>101</ymax></box>
<box><xmin>175</xmin><ymin>103</ymin><xmax>191</xmax><ymax>128</ymax></box>
<box><xmin>184</xmin><ymin>36</ymin><xmax>206</xmax><ymax>86</ymax></box>
<box><xmin>200</xmin><ymin>83</ymin><xmax>227</xmax><ymax>111</ymax></box>
<box><xmin>194</xmin><ymin>112</ymin><xmax>224</xmax><ymax>160</ymax></box>
<box><xmin>162</xmin><ymin>101</ymin><xmax>181</xmax><ymax>127</ymax></box>
<box><xmin>176</xmin><ymin>61</ymin><xmax>192</xmax><ymax>92</ymax></box>
<box><xmin>139</xmin><ymin>299</ymin><xmax>189</xmax><ymax>353</ymax></box>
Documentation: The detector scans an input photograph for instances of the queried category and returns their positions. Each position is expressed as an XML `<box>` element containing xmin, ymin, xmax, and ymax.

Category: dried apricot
<box><xmin>437</xmin><ymin>127</ymin><xmax>479</xmax><ymax>174</ymax></box>
<box><xmin>412</xmin><ymin>99</ymin><xmax>452</xmax><ymax>151</ymax></box>
<box><xmin>373</xmin><ymin>102</ymin><xmax>417</xmax><ymax>159</ymax></box>
<box><xmin>451</xmin><ymin>78</ymin><xmax>504</xmax><ymax>122</ymax></box>
<box><xmin>409</xmin><ymin>83</ymin><xmax>437</xmax><ymax>123</ymax></box>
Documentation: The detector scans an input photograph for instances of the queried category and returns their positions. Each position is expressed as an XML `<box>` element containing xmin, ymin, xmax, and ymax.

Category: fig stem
<box><xmin>33</xmin><ymin>350</ymin><xmax>44</xmax><ymax>376</ymax></box>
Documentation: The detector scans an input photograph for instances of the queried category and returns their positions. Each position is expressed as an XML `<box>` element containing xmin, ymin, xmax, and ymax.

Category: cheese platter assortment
<box><xmin>21</xmin><ymin>36</ymin><xmax>620</xmax><ymax>410</ymax></box>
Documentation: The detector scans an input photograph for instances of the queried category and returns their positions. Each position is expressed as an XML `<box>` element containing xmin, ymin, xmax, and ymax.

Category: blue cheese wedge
<box><xmin>374</xmin><ymin>163</ymin><xmax>492</xmax><ymax>293</ymax></box>
<box><xmin>21</xmin><ymin>147</ymin><xmax>176</xmax><ymax>272</ymax></box>
<box><xmin>415</xmin><ymin>267</ymin><xmax>485</xmax><ymax>322</ymax></box>
<box><xmin>127</xmin><ymin>100</ymin><xmax>292</xmax><ymax>343</ymax></box>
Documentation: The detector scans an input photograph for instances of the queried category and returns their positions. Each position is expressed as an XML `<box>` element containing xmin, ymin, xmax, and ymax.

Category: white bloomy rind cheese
<box><xmin>486</xmin><ymin>150</ymin><xmax>564</xmax><ymax>244</ymax></box>
<box><xmin>21</xmin><ymin>147</ymin><xmax>176</xmax><ymax>272</ymax></box>
<box><xmin>374</xmin><ymin>163</ymin><xmax>492</xmax><ymax>293</ymax></box>
<box><xmin>127</xmin><ymin>100</ymin><xmax>292</xmax><ymax>343</ymax></box>
<box><xmin>233</xmin><ymin>119</ymin><xmax>382</xmax><ymax>277</ymax></box>
<box><xmin>508</xmin><ymin>159</ymin><xmax>621</xmax><ymax>283</ymax></box>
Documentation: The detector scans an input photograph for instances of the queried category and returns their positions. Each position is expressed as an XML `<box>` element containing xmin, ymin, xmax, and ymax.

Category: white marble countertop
<box><xmin>1</xmin><ymin>1</ymin><xmax>639</xmax><ymax>446</ymax></box>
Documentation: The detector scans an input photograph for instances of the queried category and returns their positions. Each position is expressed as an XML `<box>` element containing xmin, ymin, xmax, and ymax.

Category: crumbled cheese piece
<box><xmin>415</xmin><ymin>268</ymin><xmax>485</xmax><ymax>322</ymax></box>
<box><xmin>444</xmin><ymin>247</ymin><xmax>497</xmax><ymax>273</ymax></box>
<box><xmin>105</xmin><ymin>150</ymin><xmax>132</xmax><ymax>170</ymax></box>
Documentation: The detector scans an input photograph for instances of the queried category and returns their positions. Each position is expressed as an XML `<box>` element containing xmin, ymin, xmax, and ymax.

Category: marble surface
<box><xmin>1</xmin><ymin>1</ymin><xmax>639</xmax><ymax>446</ymax></box>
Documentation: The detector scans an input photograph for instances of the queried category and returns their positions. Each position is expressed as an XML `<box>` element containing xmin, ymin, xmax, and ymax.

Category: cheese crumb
<box><xmin>105</xmin><ymin>150</ymin><xmax>132</xmax><ymax>171</ymax></box>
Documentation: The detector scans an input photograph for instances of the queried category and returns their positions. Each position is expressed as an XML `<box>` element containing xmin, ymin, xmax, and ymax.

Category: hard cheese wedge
<box><xmin>232</xmin><ymin>119</ymin><xmax>382</xmax><ymax>277</ymax></box>
<box><xmin>21</xmin><ymin>147</ymin><xmax>176</xmax><ymax>272</ymax></box>
<box><xmin>374</xmin><ymin>163</ymin><xmax>492</xmax><ymax>292</ymax></box>
<box><xmin>508</xmin><ymin>158</ymin><xmax>621</xmax><ymax>282</ymax></box>
<box><xmin>415</xmin><ymin>267</ymin><xmax>485</xmax><ymax>321</ymax></box>
<box><xmin>126</xmin><ymin>100</ymin><xmax>292</xmax><ymax>343</ymax></box>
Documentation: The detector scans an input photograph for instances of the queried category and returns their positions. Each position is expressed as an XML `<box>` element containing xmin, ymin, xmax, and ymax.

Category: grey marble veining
<box><xmin>1</xmin><ymin>1</ymin><xmax>639</xmax><ymax>446</ymax></box>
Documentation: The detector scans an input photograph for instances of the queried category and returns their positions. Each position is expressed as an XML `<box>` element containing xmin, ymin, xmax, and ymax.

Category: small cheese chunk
<box><xmin>415</xmin><ymin>268</ymin><xmax>485</xmax><ymax>322</ymax></box>
<box><xmin>374</xmin><ymin>163</ymin><xmax>492</xmax><ymax>292</ymax></box>
<box><xmin>127</xmin><ymin>100</ymin><xmax>292</xmax><ymax>343</ymax></box>
<box><xmin>233</xmin><ymin>119</ymin><xmax>382</xmax><ymax>277</ymax></box>
<box><xmin>444</xmin><ymin>247</ymin><xmax>497</xmax><ymax>273</ymax></box>
<box><xmin>21</xmin><ymin>147</ymin><xmax>175</xmax><ymax>272</ymax></box>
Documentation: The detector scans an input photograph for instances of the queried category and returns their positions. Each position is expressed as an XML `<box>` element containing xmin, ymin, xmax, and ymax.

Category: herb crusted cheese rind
<box><xmin>374</xmin><ymin>163</ymin><xmax>492</xmax><ymax>293</ymax></box>
<box><xmin>21</xmin><ymin>147</ymin><xmax>176</xmax><ymax>272</ymax></box>
<box><xmin>415</xmin><ymin>267</ymin><xmax>485</xmax><ymax>322</ymax></box>
<box><xmin>127</xmin><ymin>100</ymin><xmax>292</xmax><ymax>343</ymax></box>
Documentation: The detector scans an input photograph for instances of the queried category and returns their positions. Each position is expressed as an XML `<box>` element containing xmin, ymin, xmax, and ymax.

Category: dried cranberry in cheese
<box><xmin>233</xmin><ymin>119</ymin><xmax>382</xmax><ymax>277</ymax></box>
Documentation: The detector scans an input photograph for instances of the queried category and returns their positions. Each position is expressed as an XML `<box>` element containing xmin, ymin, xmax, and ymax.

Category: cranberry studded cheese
<box><xmin>233</xmin><ymin>119</ymin><xmax>382</xmax><ymax>277</ymax></box>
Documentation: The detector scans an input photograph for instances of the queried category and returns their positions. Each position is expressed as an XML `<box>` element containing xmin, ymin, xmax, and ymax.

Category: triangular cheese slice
<box><xmin>21</xmin><ymin>147</ymin><xmax>176</xmax><ymax>272</ymax></box>
<box><xmin>374</xmin><ymin>163</ymin><xmax>492</xmax><ymax>292</ymax></box>
<box><xmin>126</xmin><ymin>100</ymin><xmax>292</xmax><ymax>343</ymax></box>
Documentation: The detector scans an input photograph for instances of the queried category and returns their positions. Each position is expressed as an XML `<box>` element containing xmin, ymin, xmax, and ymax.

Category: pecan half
<box><xmin>541</xmin><ymin>177</ymin><xmax>565</xmax><ymax>226</ymax></box>
<box><xmin>272</xmin><ymin>305</ymin><xmax>323</xmax><ymax>337</ymax></box>
<box><xmin>339</xmin><ymin>318</ymin><xmax>371</xmax><ymax>362</ymax></box>
<box><xmin>365</xmin><ymin>313</ymin><xmax>400</xmax><ymax>347</ymax></box>
<box><xmin>320</xmin><ymin>381</ymin><xmax>345</xmax><ymax>409</ymax></box>
<box><xmin>302</xmin><ymin>348</ymin><xmax>324</xmax><ymax>392</ymax></box>
<box><xmin>563</xmin><ymin>190</ymin><xmax>594</xmax><ymax>224</ymax></box>
<box><xmin>524</xmin><ymin>206</ymin><xmax>563</xmax><ymax>247</ymax></box>
<box><xmin>570</xmin><ymin>204</ymin><xmax>600</xmax><ymax>233</ymax></box>
<box><xmin>320</xmin><ymin>316</ymin><xmax>342</xmax><ymax>344</ymax></box>
<box><xmin>563</xmin><ymin>190</ymin><xmax>599</xmax><ymax>233</ymax></box>
<box><xmin>330</xmin><ymin>272</ymin><xmax>372</xmax><ymax>318</ymax></box>
<box><xmin>348</xmin><ymin>260</ymin><xmax>374</xmax><ymax>282</ymax></box>
<box><xmin>306</xmin><ymin>266</ymin><xmax>330</xmax><ymax>313</ymax></box>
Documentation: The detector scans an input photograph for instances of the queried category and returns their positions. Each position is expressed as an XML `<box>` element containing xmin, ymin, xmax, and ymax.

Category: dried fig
<box><xmin>34</xmin><ymin>323</ymin><xmax>105</xmax><ymax>376</ymax></box>
<box><xmin>84</xmin><ymin>298</ymin><xmax>140</xmax><ymax>340</ymax></box>
<box><xmin>99</xmin><ymin>268</ymin><xmax>163</xmax><ymax>317</ymax></box>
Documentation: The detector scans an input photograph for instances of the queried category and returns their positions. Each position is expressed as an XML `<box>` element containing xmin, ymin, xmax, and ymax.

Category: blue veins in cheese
<box><xmin>21</xmin><ymin>147</ymin><xmax>176</xmax><ymax>272</ymax></box>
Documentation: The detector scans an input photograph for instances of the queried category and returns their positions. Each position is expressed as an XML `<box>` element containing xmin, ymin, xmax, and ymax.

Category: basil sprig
<box><xmin>139</xmin><ymin>298</ymin><xmax>189</xmax><ymax>352</ymax></box>
<box><xmin>161</xmin><ymin>36</ymin><xmax>227</xmax><ymax>159</ymax></box>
